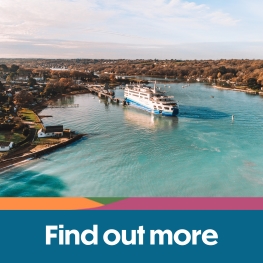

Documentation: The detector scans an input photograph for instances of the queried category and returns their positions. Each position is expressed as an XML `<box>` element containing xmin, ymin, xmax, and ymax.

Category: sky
<box><xmin>0</xmin><ymin>0</ymin><xmax>263</xmax><ymax>59</ymax></box>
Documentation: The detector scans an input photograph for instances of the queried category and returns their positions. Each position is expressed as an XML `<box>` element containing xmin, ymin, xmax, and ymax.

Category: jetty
<box><xmin>38</xmin><ymin>115</ymin><xmax>53</xmax><ymax>118</ymax></box>
<box><xmin>86</xmin><ymin>85</ymin><xmax>123</xmax><ymax>104</ymax></box>
<box><xmin>47</xmin><ymin>104</ymin><xmax>79</xmax><ymax>108</ymax></box>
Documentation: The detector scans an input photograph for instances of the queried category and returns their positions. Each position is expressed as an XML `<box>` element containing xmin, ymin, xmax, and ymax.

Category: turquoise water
<box><xmin>1</xmin><ymin>82</ymin><xmax>263</xmax><ymax>197</ymax></box>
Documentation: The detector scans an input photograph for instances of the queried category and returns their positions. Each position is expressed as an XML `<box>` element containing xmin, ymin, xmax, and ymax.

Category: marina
<box><xmin>1</xmin><ymin>81</ymin><xmax>263</xmax><ymax>197</ymax></box>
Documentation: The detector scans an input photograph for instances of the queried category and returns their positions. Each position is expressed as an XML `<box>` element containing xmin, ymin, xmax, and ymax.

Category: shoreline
<box><xmin>210</xmin><ymin>85</ymin><xmax>260</xmax><ymax>95</ymax></box>
<box><xmin>32</xmin><ymin>82</ymin><xmax>262</xmax><ymax>117</ymax></box>
<box><xmin>0</xmin><ymin>134</ymin><xmax>86</xmax><ymax>171</ymax></box>
<box><xmin>32</xmin><ymin>89</ymin><xmax>91</xmax><ymax>114</ymax></box>
<box><xmin>0</xmin><ymin>90</ymin><xmax>90</xmax><ymax>170</ymax></box>
<box><xmin>1</xmin><ymin>81</ymin><xmax>261</xmax><ymax>171</ymax></box>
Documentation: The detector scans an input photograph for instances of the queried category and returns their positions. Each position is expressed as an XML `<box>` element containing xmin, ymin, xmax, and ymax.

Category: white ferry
<box><xmin>124</xmin><ymin>82</ymin><xmax>179</xmax><ymax>116</ymax></box>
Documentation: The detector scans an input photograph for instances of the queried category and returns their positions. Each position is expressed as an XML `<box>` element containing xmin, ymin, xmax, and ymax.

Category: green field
<box><xmin>0</xmin><ymin>132</ymin><xmax>25</xmax><ymax>144</ymax></box>
<box><xmin>19</xmin><ymin>108</ymin><xmax>43</xmax><ymax>129</ymax></box>
<box><xmin>32</xmin><ymin>137</ymin><xmax>62</xmax><ymax>146</ymax></box>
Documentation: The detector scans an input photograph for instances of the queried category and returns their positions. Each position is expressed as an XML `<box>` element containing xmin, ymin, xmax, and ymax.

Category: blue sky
<box><xmin>0</xmin><ymin>0</ymin><xmax>262</xmax><ymax>59</ymax></box>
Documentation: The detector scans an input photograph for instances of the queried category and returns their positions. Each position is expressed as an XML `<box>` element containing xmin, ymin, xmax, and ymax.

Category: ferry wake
<box><xmin>124</xmin><ymin>82</ymin><xmax>179</xmax><ymax>116</ymax></box>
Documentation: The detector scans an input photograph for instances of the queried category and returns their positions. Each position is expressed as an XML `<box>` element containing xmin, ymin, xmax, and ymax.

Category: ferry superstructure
<box><xmin>124</xmin><ymin>82</ymin><xmax>179</xmax><ymax>116</ymax></box>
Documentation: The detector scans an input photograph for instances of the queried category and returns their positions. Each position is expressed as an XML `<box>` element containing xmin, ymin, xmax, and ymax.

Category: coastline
<box><xmin>1</xmin><ymin>80</ymin><xmax>261</xmax><ymax>172</ymax></box>
<box><xmin>0</xmin><ymin>133</ymin><xmax>86</xmax><ymax>171</ymax></box>
<box><xmin>1</xmin><ymin>79</ymin><xmax>263</xmax><ymax>197</ymax></box>
<box><xmin>211</xmin><ymin>85</ymin><xmax>260</xmax><ymax>95</ymax></box>
<box><xmin>0</xmin><ymin>90</ymin><xmax>91</xmax><ymax>171</ymax></box>
<box><xmin>32</xmin><ymin>89</ymin><xmax>91</xmax><ymax>114</ymax></box>
<box><xmin>124</xmin><ymin>75</ymin><xmax>262</xmax><ymax>96</ymax></box>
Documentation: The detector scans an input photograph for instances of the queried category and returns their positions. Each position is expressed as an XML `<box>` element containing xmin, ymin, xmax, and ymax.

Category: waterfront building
<box><xmin>0</xmin><ymin>141</ymin><xmax>14</xmax><ymax>152</ymax></box>
<box><xmin>38</xmin><ymin>125</ymin><xmax>63</xmax><ymax>138</ymax></box>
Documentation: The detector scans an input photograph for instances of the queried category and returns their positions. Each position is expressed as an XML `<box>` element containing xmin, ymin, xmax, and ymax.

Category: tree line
<box><xmin>1</xmin><ymin>59</ymin><xmax>263</xmax><ymax>90</ymax></box>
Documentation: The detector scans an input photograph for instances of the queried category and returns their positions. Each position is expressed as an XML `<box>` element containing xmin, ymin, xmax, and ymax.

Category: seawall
<box><xmin>0</xmin><ymin>134</ymin><xmax>86</xmax><ymax>171</ymax></box>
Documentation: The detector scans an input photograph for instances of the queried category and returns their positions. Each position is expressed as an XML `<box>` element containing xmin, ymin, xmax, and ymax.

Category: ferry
<box><xmin>124</xmin><ymin>82</ymin><xmax>179</xmax><ymax>116</ymax></box>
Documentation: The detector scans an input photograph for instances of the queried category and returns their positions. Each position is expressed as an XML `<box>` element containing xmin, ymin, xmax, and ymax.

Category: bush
<box><xmin>22</xmin><ymin>127</ymin><xmax>30</xmax><ymax>137</ymax></box>
<box><xmin>14</xmin><ymin>122</ymin><xmax>25</xmax><ymax>131</ymax></box>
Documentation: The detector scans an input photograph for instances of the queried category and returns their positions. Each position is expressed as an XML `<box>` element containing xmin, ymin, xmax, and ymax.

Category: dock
<box><xmin>47</xmin><ymin>104</ymin><xmax>79</xmax><ymax>108</ymax></box>
<box><xmin>38</xmin><ymin>115</ymin><xmax>53</xmax><ymax>118</ymax></box>
<box><xmin>85</xmin><ymin>85</ymin><xmax>124</xmax><ymax>104</ymax></box>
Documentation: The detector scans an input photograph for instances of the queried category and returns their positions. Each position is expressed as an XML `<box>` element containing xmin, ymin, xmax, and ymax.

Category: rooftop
<box><xmin>0</xmin><ymin>141</ymin><xmax>12</xmax><ymax>147</ymax></box>
<box><xmin>43</xmin><ymin>125</ymin><xmax>63</xmax><ymax>133</ymax></box>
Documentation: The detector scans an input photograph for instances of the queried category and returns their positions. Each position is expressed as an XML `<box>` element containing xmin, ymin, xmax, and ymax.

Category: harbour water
<box><xmin>1</xmin><ymin>82</ymin><xmax>263</xmax><ymax>197</ymax></box>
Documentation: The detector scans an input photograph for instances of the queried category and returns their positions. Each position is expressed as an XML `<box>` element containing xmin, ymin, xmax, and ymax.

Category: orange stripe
<box><xmin>0</xmin><ymin>198</ymin><xmax>104</xmax><ymax>210</ymax></box>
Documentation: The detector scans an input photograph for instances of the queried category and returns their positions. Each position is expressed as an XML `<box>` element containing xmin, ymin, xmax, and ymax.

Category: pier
<box><xmin>86</xmin><ymin>85</ymin><xmax>123</xmax><ymax>104</ymax></box>
<box><xmin>38</xmin><ymin>115</ymin><xmax>53</xmax><ymax>118</ymax></box>
<box><xmin>47</xmin><ymin>104</ymin><xmax>79</xmax><ymax>108</ymax></box>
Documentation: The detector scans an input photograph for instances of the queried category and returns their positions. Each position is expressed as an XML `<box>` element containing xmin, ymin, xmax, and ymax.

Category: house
<box><xmin>38</xmin><ymin>125</ymin><xmax>63</xmax><ymax>138</ymax></box>
<box><xmin>0</xmin><ymin>141</ymin><xmax>14</xmax><ymax>152</ymax></box>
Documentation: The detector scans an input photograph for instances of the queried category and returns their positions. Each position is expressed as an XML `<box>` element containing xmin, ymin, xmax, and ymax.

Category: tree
<box><xmin>6</xmin><ymin>75</ymin><xmax>11</xmax><ymax>83</ymax></box>
<box><xmin>222</xmin><ymin>73</ymin><xmax>234</xmax><ymax>80</ymax></box>
<box><xmin>50</xmin><ymin>70</ymin><xmax>70</xmax><ymax>78</ymax></box>
<box><xmin>59</xmin><ymin>78</ymin><xmax>73</xmax><ymax>87</ymax></box>
<box><xmin>10</xmin><ymin>64</ymin><xmax>19</xmax><ymax>73</ymax></box>
<box><xmin>58</xmin><ymin>78</ymin><xmax>73</xmax><ymax>93</ymax></box>
<box><xmin>70</xmin><ymin>70</ymin><xmax>82</xmax><ymax>80</ymax></box>
<box><xmin>98</xmin><ymin>73</ymin><xmax>110</xmax><ymax>82</ymax></box>
<box><xmin>247</xmin><ymin>78</ymin><xmax>261</xmax><ymax>90</ymax></box>
<box><xmin>0</xmin><ymin>81</ymin><xmax>4</xmax><ymax>91</ymax></box>
<box><xmin>17</xmin><ymin>68</ymin><xmax>31</xmax><ymax>78</ymax></box>
<box><xmin>28</xmin><ymin>78</ymin><xmax>37</xmax><ymax>87</ymax></box>
<box><xmin>10</xmin><ymin>72</ymin><xmax>16</xmax><ymax>80</ymax></box>
<box><xmin>109</xmin><ymin>74</ymin><xmax>116</xmax><ymax>82</ymax></box>
<box><xmin>8</xmin><ymin>96</ymin><xmax>13</xmax><ymax>105</ymax></box>
<box><xmin>44</xmin><ymin>83</ymin><xmax>57</xmax><ymax>96</ymax></box>
<box><xmin>0</xmin><ymin>64</ymin><xmax>8</xmax><ymax>72</ymax></box>
<box><xmin>0</xmin><ymin>93</ymin><xmax>7</xmax><ymax>103</ymax></box>
<box><xmin>44</xmin><ymin>78</ymin><xmax>73</xmax><ymax>95</ymax></box>
<box><xmin>22</xmin><ymin>127</ymin><xmax>30</xmax><ymax>137</ymax></box>
<box><xmin>14</xmin><ymin>90</ymin><xmax>34</xmax><ymax>105</ymax></box>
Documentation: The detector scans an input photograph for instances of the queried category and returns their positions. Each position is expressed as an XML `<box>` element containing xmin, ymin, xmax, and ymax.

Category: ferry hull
<box><xmin>126</xmin><ymin>98</ymin><xmax>179</xmax><ymax>117</ymax></box>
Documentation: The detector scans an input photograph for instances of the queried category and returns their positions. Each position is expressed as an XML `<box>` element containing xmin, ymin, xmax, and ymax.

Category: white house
<box><xmin>38</xmin><ymin>125</ymin><xmax>63</xmax><ymax>138</ymax></box>
<box><xmin>0</xmin><ymin>141</ymin><xmax>14</xmax><ymax>152</ymax></box>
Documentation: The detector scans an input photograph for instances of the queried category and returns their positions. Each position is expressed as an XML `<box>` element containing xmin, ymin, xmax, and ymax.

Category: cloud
<box><xmin>0</xmin><ymin>0</ymin><xmax>111</xmax><ymax>40</ymax></box>
<box><xmin>0</xmin><ymin>0</ymin><xmax>240</xmax><ymax>45</ymax></box>
<box><xmin>208</xmin><ymin>11</ymin><xmax>240</xmax><ymax>26</ymax></box>
<box><xmin>1</xmin><ymin>38</ymin><xmax>263</xmax><ymax>59</ymax></box>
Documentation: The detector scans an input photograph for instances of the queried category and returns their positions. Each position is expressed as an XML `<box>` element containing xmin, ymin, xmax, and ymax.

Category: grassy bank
<box><xmin>0</xmin><ymin>132</ymin><xmax>25</xmax><ymax>144</ymax></box>
<box><xmin>19</xmin><ymin>108</ymin><xmax>43</xmax><ymax>129</ymax></box>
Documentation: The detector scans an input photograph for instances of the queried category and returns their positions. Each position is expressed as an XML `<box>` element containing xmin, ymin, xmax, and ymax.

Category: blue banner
<box><xmin>0</xmin><ymin>210</ymin><xmax>262</xmax><ymax>262</ymax></box>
